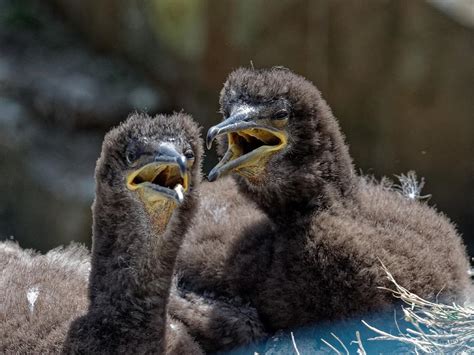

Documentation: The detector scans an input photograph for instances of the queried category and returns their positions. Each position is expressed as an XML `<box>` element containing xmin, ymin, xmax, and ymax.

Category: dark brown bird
<box><xmin>1</xmin><ymin>113</ymin><xmax>204</xmax><ymax>354</ymax></box>
<box><xmin>172</xmin><ymin>67</ymin><xmax>471</xmax><ymax>351</ymax></box>
<box><xmin>63</xmin><ymin>112</ymin><xmax>205</xmax><ymax>354</ymax></box>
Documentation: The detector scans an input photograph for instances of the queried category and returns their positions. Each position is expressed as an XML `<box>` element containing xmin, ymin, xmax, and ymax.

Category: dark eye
<box><xmin>125</xmin><ymin>151</ymin><xmax>136</xmax><ymax>165</ymax></box>
<box><xmin>273</xmin><ymin>109</ymin><xmax>289</xmax><ymax>120</ymax></box>
<box><xmin>184</xmin><ymin>150</ymin><xmax>195</xmax><ymax>160</ymax></box>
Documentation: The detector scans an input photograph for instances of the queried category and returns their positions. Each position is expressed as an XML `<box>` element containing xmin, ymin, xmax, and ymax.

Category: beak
<box><xmin>206</xmin><ymin>108</ymin><xmax>288</xmax><ymax>182</ymax></box>
<box><xmin>155</xmin><ymin>143</ymin><xmax>187</xmax><ymax>178</ymax></box>
<box><xmin>127</xmin><ymin>143</ymin><xmax>189</xmax><ymax>204</ymax></box>
<box><xmin>206</xmin><ymin>110</ymin><xmax>260</xmax><ymax>150</ymax></box>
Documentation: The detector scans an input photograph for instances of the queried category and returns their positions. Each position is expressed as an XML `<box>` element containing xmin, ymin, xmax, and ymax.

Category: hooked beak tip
<box><xmin>207</xmin><ymin>168</ymin><xmax>219</xmax><ymax>182</ymax></box>
<box><xmin>206</xmin><ymin>127</ymin><xmax>219</xmax><ymax>150</ymax></box>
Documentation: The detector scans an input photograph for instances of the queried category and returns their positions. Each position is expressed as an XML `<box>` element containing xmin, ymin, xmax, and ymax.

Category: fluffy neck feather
<box><xmin>65</xmin><ymin>182</ymin><xmax>196</xmax><ymax>353</ymax></box>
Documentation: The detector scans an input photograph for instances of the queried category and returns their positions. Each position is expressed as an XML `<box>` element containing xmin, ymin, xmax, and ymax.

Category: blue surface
<box><xmin>219</xmin><ymin>309</ymin><xmax>417</xmax><ymax>354</ymax></box>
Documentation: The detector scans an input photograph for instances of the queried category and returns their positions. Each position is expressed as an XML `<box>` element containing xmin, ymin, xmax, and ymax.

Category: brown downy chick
<box><xmin>1</xmin><ymin>113</ymin><xmax>204</xmax><ymax>354</ymax></box>
<box><xmin>63</xmin><ymin>112</ymin><xmax>204</xmax><ymax>354</ymax></box>
<box><xmin>175</xmin><ymin>67</ymin><xmax>470</xmax><ymax>349</ymax></box>
<box><xmin>208</xmin><ymin>67</ymin><xmax>355</xmax><ymax>219</ymax></box>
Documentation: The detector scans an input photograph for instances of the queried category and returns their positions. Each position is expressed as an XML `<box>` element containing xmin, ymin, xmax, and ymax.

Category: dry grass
<box><xmin>321</xmin><ymin>262</ymin><xmax>474</xmax><ymax>354</ymax></box>
<box><xmin>361</xmin><ymin>262</ymin><xmax>474</xmax><ymax>354</ymax></box>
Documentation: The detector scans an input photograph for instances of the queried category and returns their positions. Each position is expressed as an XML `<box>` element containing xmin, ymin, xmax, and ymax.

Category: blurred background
<box><xmin>0</xmin><ymin>0</ymin><xmax>472</xmax><ymax>261</ymax></box>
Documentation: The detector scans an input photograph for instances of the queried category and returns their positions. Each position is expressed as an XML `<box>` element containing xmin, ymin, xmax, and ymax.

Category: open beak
<box><xmin>126</xmin><ymin>143</ymin><xmax>189</xmax><ymax>204</ymax></box>
<box><xmin>206</xmin><ymin>110</ymin><xmax>287</xmax><ymax>182</ymax></box>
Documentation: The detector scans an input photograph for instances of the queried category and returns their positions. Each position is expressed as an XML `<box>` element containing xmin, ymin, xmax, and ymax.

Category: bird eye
<box><xmin>273</xmin><ymin>109</ymin><xmax>289</xmax><ymax>120</ymax></box>
<box><xmin>125</xmin><ymin>151</ymin><xmax>136</xmax><ymax>165</ymax></box>
<box><xmin>184</xmin><ymin>150</ymin><xmax>195</xmax><ymax>160</ymax></box>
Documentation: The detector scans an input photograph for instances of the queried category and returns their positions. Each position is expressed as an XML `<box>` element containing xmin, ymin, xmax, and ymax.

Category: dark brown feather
<box><xmin>173</xmin><ymin>67</ymin><xmax>471</xmax><ymax>351</ymax></box>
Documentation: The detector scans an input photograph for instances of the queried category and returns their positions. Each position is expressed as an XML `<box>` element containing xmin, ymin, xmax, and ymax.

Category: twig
<box><xmin>351</xmin><ymin>331</ymin><xmax>367</xmax><ymax>355</ymax></box>
<box><xmin>331</xmin><ymin>332</ymin><xmax>349</xmax><ymax>355</ymax></box>
<box><xmin>361</xmin><ymin>261</ymin><xmax>474</xmax><ymax>353</ymax></box>
<box><xmin>290</xmin><ymin>332</ymin><xmax>301</xmax><ymax>355</ymax></box>
<box><xmin>321</xmin><ymin>338</ymin><xmax>342</xmax><ymax>354</ymax></box>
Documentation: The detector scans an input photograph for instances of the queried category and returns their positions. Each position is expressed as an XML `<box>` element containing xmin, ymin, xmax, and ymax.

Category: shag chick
<box><xmin>64</xmin><ymin>112</ymin><xmax>204</xmax><ymax>353</ymax></box>
<box><xmin>173</xmin><ymin>67</ymin><xmax>471</xmax><ymax>349</ymax></box>
<box><xmin>1</xmin><ymin>113</ymin><xmax>204</xmax><ymax>354</ymax></box>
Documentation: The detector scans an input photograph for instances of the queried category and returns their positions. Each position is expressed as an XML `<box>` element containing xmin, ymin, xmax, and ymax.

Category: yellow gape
<box><xmin>126</xmin><ymin>162</ymin><xmax>189</xmax><ymax>232</ymax></box>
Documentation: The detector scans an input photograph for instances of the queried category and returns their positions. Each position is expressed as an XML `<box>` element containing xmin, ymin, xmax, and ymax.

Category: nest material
<box><xmin>320</xmin><ymin>263</ymin><xmax>474</xmax><ymax>354</ymax></box>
